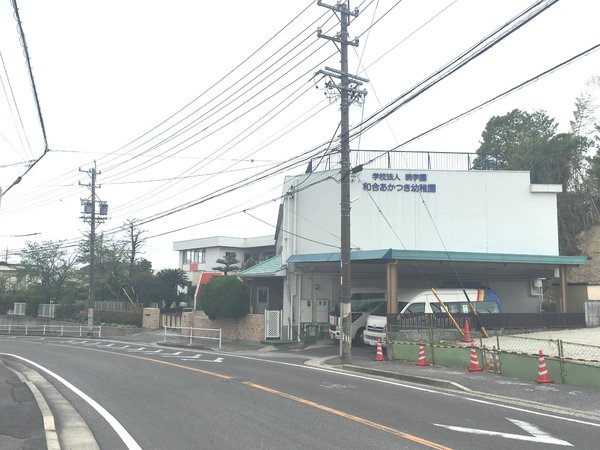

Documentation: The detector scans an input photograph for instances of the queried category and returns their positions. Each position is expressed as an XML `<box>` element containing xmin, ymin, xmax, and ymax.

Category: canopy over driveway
<box><xmin>287</xmin><ymin>249</ymin><xmax>587</xmax><ymax>312</ymax></box>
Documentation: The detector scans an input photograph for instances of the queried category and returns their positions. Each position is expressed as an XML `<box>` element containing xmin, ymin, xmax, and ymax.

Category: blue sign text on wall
<box><xmin>362</xmin><ymin>173</ymin><xmax>436</xmax><ymax>193</ymax></box>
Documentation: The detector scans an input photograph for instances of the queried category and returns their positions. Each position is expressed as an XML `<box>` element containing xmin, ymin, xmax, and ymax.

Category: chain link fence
<box><xmin>481</xmin><ymin>334</ymin><xmax>600</xmax><ymax>366</ymax></box>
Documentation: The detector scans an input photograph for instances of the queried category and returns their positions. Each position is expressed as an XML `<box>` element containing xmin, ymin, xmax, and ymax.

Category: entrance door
<box><xmin>257</xmin><ymin>287</ymin><xmax>269</xmax><ymax>315</ymax></box>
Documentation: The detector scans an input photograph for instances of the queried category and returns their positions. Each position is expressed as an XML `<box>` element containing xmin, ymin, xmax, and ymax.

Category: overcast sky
<box><xmin>0</xmin><ymin>0</ymin><xmax>599</xmax><ymax>270</ymax></box>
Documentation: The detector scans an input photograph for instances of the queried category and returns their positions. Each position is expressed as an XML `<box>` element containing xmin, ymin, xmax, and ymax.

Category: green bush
<box><xmin>93</xmin><ymin>310</ymin><xmax>142</xmax><ymax>327</ymax></box>
<box><xmin>54</xmin><ymin>304</ymin><xmax>86</xmax><ymax>321</ymax></box>
<box><xmin>200</xmin><ymin>276</ymin><xmax>249</xmax><ymax>320</ymax></box>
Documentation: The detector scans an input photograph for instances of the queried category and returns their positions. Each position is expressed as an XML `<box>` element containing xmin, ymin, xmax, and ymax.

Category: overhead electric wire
<box><xmin>98</xmin><ymin>8</ymin><xmax>335</xmax><ymax>178</ymax></box>
<box><xmin>0</xmin><ymin>50</ymin><xmax>32</xmax><ymax>160</ymax></box>
<box><xmin>2</xmin><ymin>0</ymin><xmax>408</xmax><ymax>220</ymax></box>
<box><xmin>0</xmin><ymin>2</ymin><xmax>330</xmax><ymax>213</ymax></box>
<box><xmin>361</xmin><ymin>42</ymin><xmax>600</xmax><ymax>168</ymax></box>
<box><xmin>112</xmin><ymin>0</ymin><xmax>317</xmax><ymax>156</ymax></box>
<box><xmin>3</xmin><ymin>0</ymin><xmax>580</xmax><ymax>264</ymax></box>
<box><xmin>108</xmin><ymin>82</ymin><xmax>329</xmax><ymax>216</ymax></box>
<box><xmin>11</xmin><ymin>0</ymin><xmax>48</xmax><ymax>151</ymax></box>
<box><xmin>348</xmin><ymin>0</ymin><xmax>559</xmax><ymax>142</ymax></box>
<box><xmin>82</xmin><ymin>0</ymin><xmax>562</xmax><ymax>225</ymax></box>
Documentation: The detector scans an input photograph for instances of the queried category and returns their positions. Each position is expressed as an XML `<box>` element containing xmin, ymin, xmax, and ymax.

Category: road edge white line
<box><xmin>0</xmin><ymin>353</ymin><xmax>142</xmax><ymax>450</ymax></box>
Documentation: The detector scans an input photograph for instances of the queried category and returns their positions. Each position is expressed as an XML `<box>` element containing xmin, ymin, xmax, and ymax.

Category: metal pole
<box><xmin>88</xmin><ymin>165</ymin><xmax>97</xmax><ymax>327</ymax></box>
<box><xmin>316</xmin><ymin>1</ymin><xmax>365</xmax><ymax>363</ymax></box>
<box><xmin>338</xmin><ymin>3</ymin><xmax>352</xmax><ymax>364</ymax></box>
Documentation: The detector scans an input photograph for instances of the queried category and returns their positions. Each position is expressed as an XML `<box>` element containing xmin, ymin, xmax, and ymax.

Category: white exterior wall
<box><xmin>174</xmin><ymin>236</ymin><xmax>275</xmax><ymax>285</ymax></box>
<box><xmin>282</xmin><ymin>169</ymin><xmax>560</xmax><ymax>258</ymax></box>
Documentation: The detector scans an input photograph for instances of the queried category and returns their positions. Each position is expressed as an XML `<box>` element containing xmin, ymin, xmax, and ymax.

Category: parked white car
<box><xmin>329</xmin><ymin>289</ymin><xmax>386</xmax><ymax>344</ymax></box>
<box><xmin>363</xmin><ymin>288</ymin><xmax>503</xmax><ymax>346</ymax></box>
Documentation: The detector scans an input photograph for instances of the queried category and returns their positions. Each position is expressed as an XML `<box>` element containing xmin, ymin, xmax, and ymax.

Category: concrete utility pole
<box><xmin>316</xmin><ymin>1</ymin><xmax>368</xmax><ymax>363</ymax></box>
<box><xmin>79</xmin><ymin>162</ymin><xmax>108</xmax><ymax>327</ymax></box>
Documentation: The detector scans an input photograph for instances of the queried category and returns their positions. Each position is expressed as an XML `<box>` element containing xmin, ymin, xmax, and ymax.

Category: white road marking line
<box><xmin>211</xmin><ymin>351</ymin><xmax>600</xmax><ymax>428</ymax></box>
<box><xmin>181</xmin><ymin>357</ymin><xmax>223</xmax><ymax>362</ymax></box>
<box><xmin>0</xmin><ymin>353</ymin><xmax>142</xmax><ymax>450</ymax></box>
<box><xmin>434</xmin><ymin>418</ymin><xmax>573</xmax><ymax>446</ymax></box>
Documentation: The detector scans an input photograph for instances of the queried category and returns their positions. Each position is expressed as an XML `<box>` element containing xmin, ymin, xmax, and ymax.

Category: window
<box><xmin>182</xmin><ymin>249</ymin><xmax>205</xmax><ymax>264</ymax></box>
<box><xmin>256</xmin><ymin>287</ymin><xmax>269</xmax><ymax>314</ymax></box>
<box><xmin>404</xmin><ymin>303</ymin><xmax>426</xmax><ymax>314</ymax></box>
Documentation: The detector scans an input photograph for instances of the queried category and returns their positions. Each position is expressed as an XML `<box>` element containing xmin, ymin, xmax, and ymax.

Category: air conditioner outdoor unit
<box><xmin>530</xmin><ymin>278</ymin><xmax>543</xmax><ymax>296</ymax></box>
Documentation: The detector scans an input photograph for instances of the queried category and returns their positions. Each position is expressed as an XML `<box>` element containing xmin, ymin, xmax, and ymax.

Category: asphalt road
<box><xmin>1</xmin><ymin>336</ymin><xmax>598</xmax><ymax>449</ymax></box>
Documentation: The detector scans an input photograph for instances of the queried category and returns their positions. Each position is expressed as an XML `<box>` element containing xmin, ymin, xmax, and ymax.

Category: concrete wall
<box><xmin>192</xmin><ymin>312</ymin><xmax>264</xmax><ymax>342</ymax></box>
<box><xmin>282</xmin><ymin>169</ymin><xmax>560</xmax><ymax>258</ymax></box>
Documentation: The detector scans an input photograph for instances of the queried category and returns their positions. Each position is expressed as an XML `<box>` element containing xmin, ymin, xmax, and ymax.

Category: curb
<box><xmin>305</xmin><ymin>355</ymin><xmax>471</xmax><ymax>392</ymax></box>
<box><xmin>5</xmin><ymin>359</ymin><xmax>100</xmax><ymax>450</ymax></box>
<box><xmin>341</xmin><ymin>364</ymin><xmax>472</xmax><ymax>392</ymax></box>
<box><xmin>7</xmin><ymin>365</ymin><xmax>60</xmax><ymax>450</ymax></box>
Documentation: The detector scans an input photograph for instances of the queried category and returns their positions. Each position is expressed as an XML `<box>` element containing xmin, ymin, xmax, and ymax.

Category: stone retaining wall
<box><xmin>191</xmin><ymin>312</ymin><xmax>264</xmax><ymax>342</ymax></box>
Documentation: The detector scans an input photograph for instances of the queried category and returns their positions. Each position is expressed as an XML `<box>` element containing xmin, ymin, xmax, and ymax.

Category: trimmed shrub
<box><xmin>200</xmin><ymin>276</ymin><xmax>249</xmax><ymax>320</ymax></box>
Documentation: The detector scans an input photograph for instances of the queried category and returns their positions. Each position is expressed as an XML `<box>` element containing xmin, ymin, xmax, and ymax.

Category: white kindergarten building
<box><xmin>240</xmin><ymin>167</ymin><xmax>586</xmax><ymax>341</ymax></box>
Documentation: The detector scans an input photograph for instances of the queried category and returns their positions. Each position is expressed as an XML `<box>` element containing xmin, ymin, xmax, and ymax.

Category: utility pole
<box><xmin>80</xmin><ymin>162</ymin><xmax>108</xmax><ymax>327</ymax></box>
<box><xmin>316</xmin><ymin>1</ymin><xmax>368</xmax><ymax>363</ymax></box>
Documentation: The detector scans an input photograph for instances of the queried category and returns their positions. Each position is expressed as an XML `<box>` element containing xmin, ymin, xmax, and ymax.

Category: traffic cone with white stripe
<box><xmin>535</xmin><ymin>350</ymin><xmax>553</xmax><ymax>384</ymax></box>
<box><xmin>375</xmin><ymin>338</ymin><xmax>385</xmax><ymax>361</ymax></box>
<box><xmin>468</xmin><ymin>341</ymin><xmax>483</xmax><ymax>372</ymax></box>
<box><xmin>462</xmin><ymin>319</ymin><xmax>472</xmax><ymax>342</ymax></box>
<box><xmin>415</xmin><ymin>339</ymin><xmax>431</xmax><ymax>367</ymax></box>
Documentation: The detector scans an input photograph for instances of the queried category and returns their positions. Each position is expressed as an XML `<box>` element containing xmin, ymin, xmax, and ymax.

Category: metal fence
<box><xmin>37</xmin><ymin>304</ymin><xmax>58</xmax><ymax>318</ymax></box>
<box><xmin>482</xmin><ymin>334</ymin><xmax>600</xmax><ymax>366</ymax></box>
<box><xmin>94</xmin><ymin>301</ymin><xmax>136</xmax><ymax>312</ymax></box>
<box><xmin>162</xmin><ymin>326</ymin><xmax>222</xmax><ymax>349</ymax></box>
<box><xmin>0</xmin><ymin>324</ymin><xmax>102</xmax><ymax>338</ymax></box>
<box><xmin>310</xmin><ymin>150</ymin><xmax>478</xmax><ymax>172</ymax></box>
<box><xmin>389</xmin><ymin>313</ymin><xmax>587</xmax><ymax>330</ymax></box>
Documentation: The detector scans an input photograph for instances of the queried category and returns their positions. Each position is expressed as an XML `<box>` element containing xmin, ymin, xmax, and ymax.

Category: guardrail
<box><xmin>162</xmin><ymin>326</ymin><xmax>222</xmax><ymax>349</ymax></box>
<box><xmin>0</xmin><ymin>324</ymin><xmax>102</xmax><ymax>338</ymax></box>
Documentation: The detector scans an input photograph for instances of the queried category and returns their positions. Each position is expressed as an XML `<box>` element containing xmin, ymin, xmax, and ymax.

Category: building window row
<box><xmin>182</xmin><ymin>249</ymin><xmax>206</xmax><ymax>264</ymax></box>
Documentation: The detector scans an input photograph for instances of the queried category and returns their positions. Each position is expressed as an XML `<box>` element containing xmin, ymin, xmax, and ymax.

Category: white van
<box><xmin>328</xmin><ymin>289</ymin><xmax>386</xmax><ymax>344</ymax></box>
<box><xmin>363</xmin><ymin>288</ymin><xmax>502</xmax><ymax>346</ymax></box>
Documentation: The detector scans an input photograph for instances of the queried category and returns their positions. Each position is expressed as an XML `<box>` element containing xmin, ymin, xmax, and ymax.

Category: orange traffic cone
<box><xmin>415</xmin><ymin>339</ymin><xmax>431</xmax><ymax>367</ymax></box>
<box><xmin>375</xmin><ymin>338</ymin><xmax>385</xmax><ymax>361</ymax></box>
<box><xmin>468</xmin><ymin>341</ymin><xmax>483</xmax><ymax>372</ymax></box>
<box><xmin>463</xmin><ymin>319</ymin><xmax>472</xmax><ymax>342</ymax></box>
<box><xmin>535</xmin><ymin>350</ymin><xmax>553</xmax><ymax>384</ymax></box>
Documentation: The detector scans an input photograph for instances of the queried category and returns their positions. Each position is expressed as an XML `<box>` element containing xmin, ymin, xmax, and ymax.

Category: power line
<box><xmin>11</xmin><ymin>0</ymin><xmax>48</xmax><ymax>151</ymax></box>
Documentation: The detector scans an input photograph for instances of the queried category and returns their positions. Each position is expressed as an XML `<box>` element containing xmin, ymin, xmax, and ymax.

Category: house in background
<box><xmin>173</xmin><ymin>235</ymin><xmax>276</xmax><ymax>288</ymax></box>
<box><xmin>0</xmin><ymin>262</ymin><xmax>26</xmax><ymax>292</ymax></box>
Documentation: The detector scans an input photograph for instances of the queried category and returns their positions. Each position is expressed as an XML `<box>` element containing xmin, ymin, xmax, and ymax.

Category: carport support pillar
<box><xmin>386</xmin><ymin>262</ymin><xmax>398</xmax><ymax>315</ymax></box>
<box><xmin>560</xmin><ymin>265</ymin><xmax>568</xmax><ymax>313</ymax></box>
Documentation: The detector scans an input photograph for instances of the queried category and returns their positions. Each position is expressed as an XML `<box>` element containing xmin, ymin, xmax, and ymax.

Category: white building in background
<box><xmin>241</xmin><ymin>167</ymin><xmax>586</xmax><ymax>341</ymax></box>
<box><xmin>173</xmin><ymin>235</ymin><xmax>275</xmax><ymax>286</ymax></box>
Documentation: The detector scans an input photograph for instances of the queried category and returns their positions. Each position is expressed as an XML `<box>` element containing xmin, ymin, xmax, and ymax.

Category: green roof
<box><xmin>239</xmin><ymin>255</ymin><xmax>286</xmax><ymax>277</ymax></box>
<box><xmin>288</xmin><ymin>249</ymin><xmax>586</xmax><ymax>266</ymax></box>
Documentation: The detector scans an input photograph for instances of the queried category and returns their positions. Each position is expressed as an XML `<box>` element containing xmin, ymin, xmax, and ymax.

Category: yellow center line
<box><xmin>48</xmin><ymin>343</ymin><xmax>232</xmax><ymax>380</ymax></box>
<box><xmin>50</xmin><ymin>342</ymin><xmax>452</xmax><ymax>448</ymax></box>
<box><xmin>243</xmin><ymin>381</ymin><xmax>453</xmax><ymax>450</ymax></box>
